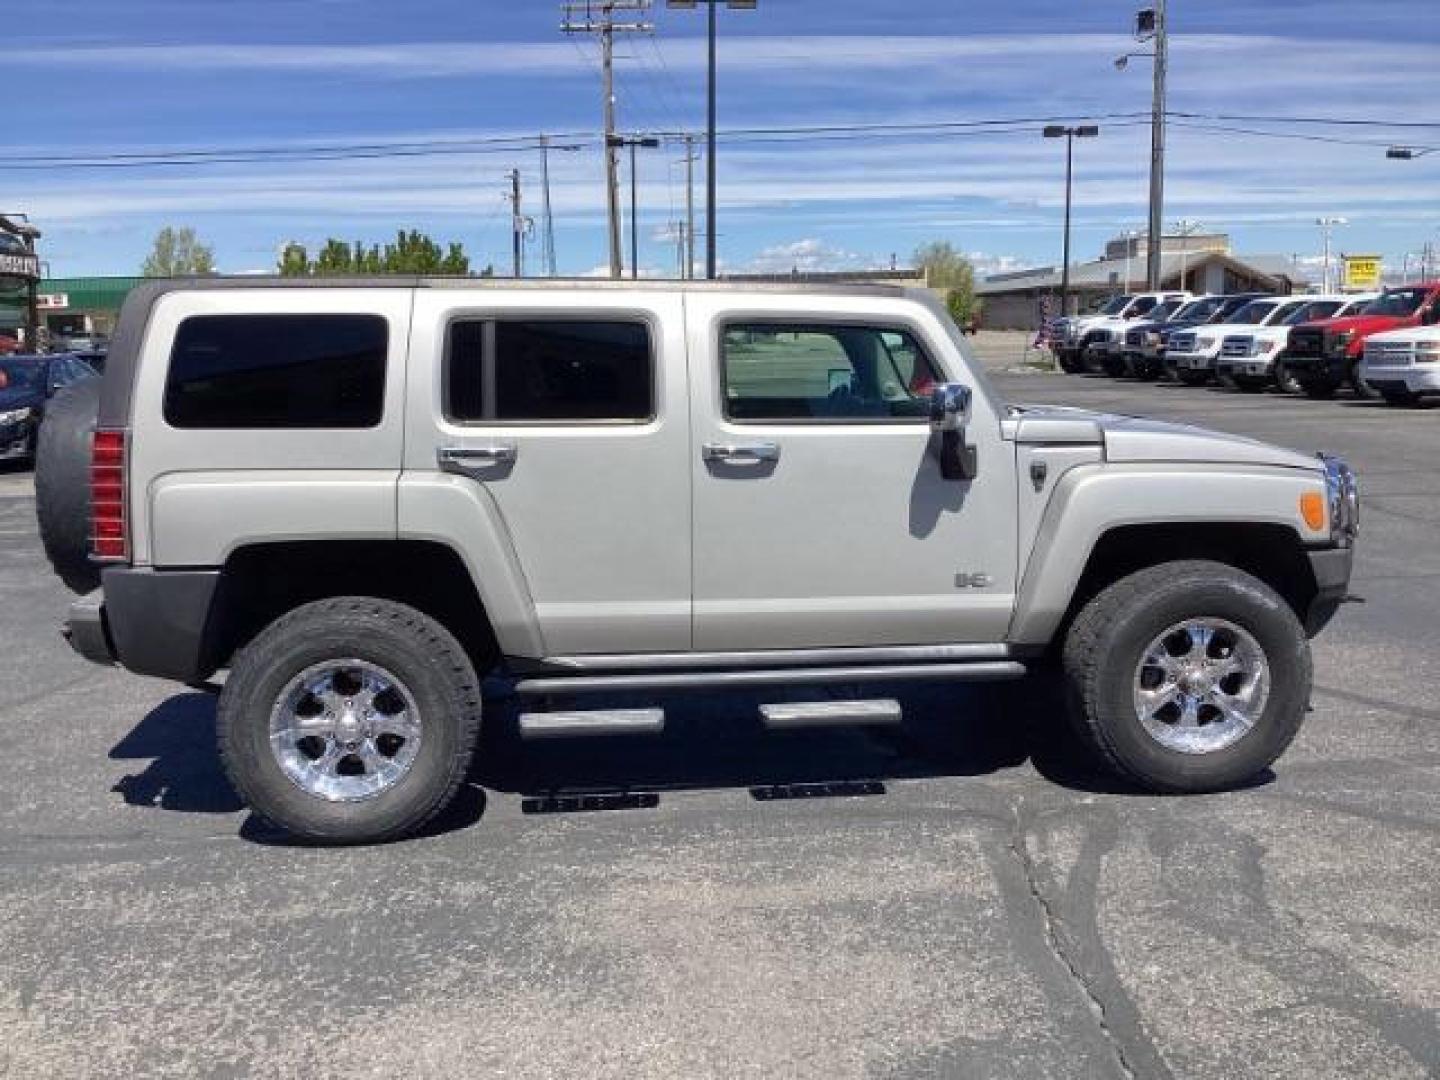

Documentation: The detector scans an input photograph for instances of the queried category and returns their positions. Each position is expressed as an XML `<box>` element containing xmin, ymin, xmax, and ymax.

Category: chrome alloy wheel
<box><xmin>269</xmin><ymin>660</ymin><xmax>422</xmax><ymax>801</ymax></box>
<box><xmin>1132</xmin><ymin>619</ymin><xmax>1271</xmax><ymax>755</ymax></box>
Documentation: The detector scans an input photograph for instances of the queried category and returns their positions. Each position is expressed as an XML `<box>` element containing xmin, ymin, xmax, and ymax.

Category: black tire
<box><xmin>1102</xmin><ymin>353</ymin><xmax>1128</xmax><ymax>378</ymax></box>
<box><xmin>1216</xmin><ymin>371</ymin><xmax>1238</xmax><ymax>390</ymax></box>
<box><xmin>1134</xmin><ymin>356</ymin><xmax>1162</xmax><ymax>381</ymax></box>
<box><xmin>1057</xmin><ymin>350</ymin><xmax>1082</xmax><ymax>374</ymax></box>
<box><xmin>1061</xmin><ymin>560</ymin><xmax>1310</xmax><ymax>793</ymax></box>
<box><xmin>218</xmin><ymin>597</ymin><xmax>483</xmax><ymax>844</ymax></box>
<box><xmin>1273</xmin><ymin>358</ymin><xmax>1302</xmax><ymax>395</ymax></box>
<box><xmin>1349</xmin><ymin>361</ymin><xmax>1380</xmax><ymax>401</ymax></box>
<box><xmin>1301</xmin><ymin>377</ymin><xmax>1338</xmax><ymax>400</ymax></box>
<box><xmin>34</xmin><ymin>377</ymin><xmax>102</xmax><ymax>594</ymax></box>
<box><xmin>1176</xmin><ymin>368</ymin><xmax>1209</xmax><ymax>387</ymax></box>
<box><xmin>1381</xmin><ymin>388</ymin><xmax>1419</xmax><ymax>407</ymax></box>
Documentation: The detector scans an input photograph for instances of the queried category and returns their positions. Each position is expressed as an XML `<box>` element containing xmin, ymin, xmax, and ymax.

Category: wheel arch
<box><xmin>1010</xmin><ymin>466</ymin><xmax>1328</xmax><ymax>647</ymax></box>
<box><xmin>205</xmin><ymin>539</ymin><xmax>510</xmax><ymax>677</ymax></box>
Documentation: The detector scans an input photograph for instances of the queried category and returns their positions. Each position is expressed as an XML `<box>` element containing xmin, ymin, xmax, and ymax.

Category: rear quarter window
<box><xmin>164</xmin><ymin>313</ymin><xmax>388</xmax><ymax>429</ymax></box>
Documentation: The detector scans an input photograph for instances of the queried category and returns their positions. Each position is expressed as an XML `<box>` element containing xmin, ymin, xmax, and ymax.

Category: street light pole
<box><xmin>667</xmin><ymin>0</ymin><xmax>756</xmax><ymax>280</ymax></box>
<box><xmin>610</xmin><ymin>134</ymin><xmax>660</xmax><ymax>279</ymax></box>
<box><xmin>1317</xmin><ymin>217</ymin><xmax>1348</xmax><ymax>293</ymax></box>
<box><xmin>1043</xmin><ymin>125</ymin><xmax>1099</xmax><ymax>317</ymax></box>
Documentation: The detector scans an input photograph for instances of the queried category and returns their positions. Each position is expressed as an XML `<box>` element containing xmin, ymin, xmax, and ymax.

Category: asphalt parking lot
<box><xmin>1</xmin><ymin>364</ymin><xmax>1438</xmax><ymax>1079</ymax></box>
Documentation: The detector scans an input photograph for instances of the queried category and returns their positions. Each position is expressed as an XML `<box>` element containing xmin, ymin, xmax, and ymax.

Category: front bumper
<box><xmin>0</xmin><ymin>418</ymin><xmax>36</xmax><ymax>460</ymax></box>
<box><xmin>1284</xmin><ymin>352</ymin><xmax>1348</xmax><ymax>382</ymax></box>
<box><xmin>65</xmin><ymin>567</ymin><xmax>223</xmax><ymax>681</ymax></box>
<box><xmin>1170</xmin><ymin>350</ymin><xmax>1220</xmax><ymax>372</ymax></box>
<box><xmin>1304</xmin><ymin>545</ymin><xmax>1354</xmax><ymax>636</ymax></box>
<box><xmin>1219</xmin><ymin>356</ymin><xmax>1278</xmax><ymax>378</ymax></box>
<box><xmin>1362</xmin><ymin>365</ymin><xmax>1440</xmax><ymax>393</ymax></box>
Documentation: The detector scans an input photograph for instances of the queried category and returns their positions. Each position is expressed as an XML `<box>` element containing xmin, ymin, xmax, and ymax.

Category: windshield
<box><xmin>1147</xmin><ymin>300</ymin><xmax>1182</xmax><ymax>322</ymax></box>
<box><xmin>1362</xmin><ymin>288</ymin><xmax>1429</xmax><ymax>318</ymax></box>
<box><xmin>1213</xmin><ymin>296</ymin><xmax>1261</xmax><ymax>321</ymax></box>
<box><xmin>1284</xmin><ymin>301</ymin><xmax>1342</xmax><ymax>325</ymax></box>
<box><xmin>1267</xmin><ymin>301</ymin><xmax>1309</xmax><ymax>324</ymax></box>
<box><xmin>1174</xmin><ymin>297</ymin><xmax>1222</xmax><ymax>322</ymax></box>
<box><xmin>0</xmin><ymin>359</ymin><xmax>42</xmax><ymax>391</ymax></box>
<box><xmin>1228</xmin><ymin>301</ymin><xmax>1279</xmax><ymax>325</ymax></box>
<box><xmin>1098</xmin><ymin>295</ymin><xmax>1132</xmax><ymax>316</ymax></box>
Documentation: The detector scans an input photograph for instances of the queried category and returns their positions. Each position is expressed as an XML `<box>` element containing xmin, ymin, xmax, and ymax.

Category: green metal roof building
<box><xmin>0</xmin><ymin>276</ymin><xmax>144</xmax><ymax>336</ymax></box>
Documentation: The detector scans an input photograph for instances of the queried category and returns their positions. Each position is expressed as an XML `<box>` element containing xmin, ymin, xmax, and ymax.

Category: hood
<box><xmin>1303</xmin><ymin>313</ymin><xmax>1407</xmax><ymax>336</ymax></box>
<box><xmin>1009</xmin><ymin>404</ymin><xmax>1320</xmax><ymax>471</ymax></box>
<box><xmin>0</xmin><ymin>386</ymin><xmax>43</xmax><ymax>411</ymax></box>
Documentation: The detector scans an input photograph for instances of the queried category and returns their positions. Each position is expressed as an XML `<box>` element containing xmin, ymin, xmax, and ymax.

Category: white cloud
<box><xmin>742</xmin><ymin>238</ymin><xmax>883</xmax><ymax>274</ymax></box>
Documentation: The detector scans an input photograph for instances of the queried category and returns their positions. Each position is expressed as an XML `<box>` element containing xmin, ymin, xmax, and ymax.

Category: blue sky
<box><xmin>9</xmin><ymin>0</ymin><xmax>1440</xmax><ymax>280</ymax></box>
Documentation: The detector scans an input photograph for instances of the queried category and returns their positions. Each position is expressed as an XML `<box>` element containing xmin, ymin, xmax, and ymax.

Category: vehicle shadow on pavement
<box><xmin>471</xmin><ymin>680</ymin><xmax>1149</xmax><ymax>810</ymax></box>
<box><xmin>109</xmin><ymin>692</ymin><xmax>244</xmax><ymax>814</ymax></box>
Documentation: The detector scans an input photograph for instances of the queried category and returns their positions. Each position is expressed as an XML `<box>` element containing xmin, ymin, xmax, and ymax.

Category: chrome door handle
<box><xmin>438</xmin><ymin>444</ymin><xmax>517</xmax><ymax>476</ymax></box>
<box><xmin>702</xmin><ymin>441</ymin><xmax>780</xmax><ymax>464</ymax></box>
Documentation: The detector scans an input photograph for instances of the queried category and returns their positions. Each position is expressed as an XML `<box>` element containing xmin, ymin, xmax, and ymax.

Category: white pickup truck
<box><xmin>40</xmin><ymin>278</ymin><xmax>1358</xmax><ymax>843</ymax></box>
<box><xmin>1055</xmin><ymin>292</ymin><xmax>1190</xmax><ymax>374</ymax></box>
<box><xmin>1165</xmin><ymin>296</ymin><xmax>1313</xmax><ymax>386</ymax></box>
<box><xmin>1361</xmin><ymin>323</ymin><xmax>1440</xmax><ymax>406</ymax></box>
<box><xmin>1215</xmin><ymin>294</ymin><xmax>1377</xmax><ymax>392</ymax></box>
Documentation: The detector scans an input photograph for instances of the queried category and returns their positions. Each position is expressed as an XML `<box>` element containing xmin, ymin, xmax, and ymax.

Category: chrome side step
<box><xmin>518</xmin><ymin>708</ymin><xmax>666</xmax><ymax>740</ymax></box>
<box><xmin>760</xmin><ymin>699</ymin><xmax>902</xmax><ymax>729</ymax></box>
<box><xmin>513</xmin><ymin>661</ymin><xmax>1026</xmax><ymax>696</ymax></box>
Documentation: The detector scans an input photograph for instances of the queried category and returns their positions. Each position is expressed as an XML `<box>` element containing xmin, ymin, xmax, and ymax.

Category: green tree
<box><xmin>913</xmin><ymin>241</ymin><xmax>980</xmax><ymax>326</ymax></box>
<box><xmin>142</xmin><ymin>226</ymin><xmax>216</xmax><ymax>276</ymax></box>
<box><xmin>275</xmin><ymin>231</ymin><xmax>473</xmax><ymax>276</ymax></box>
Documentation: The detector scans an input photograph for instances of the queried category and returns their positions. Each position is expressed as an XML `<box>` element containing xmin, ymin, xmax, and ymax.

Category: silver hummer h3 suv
<box><xmin>50</xmin><ymin>278</ymin><xmax>1358</xmax><ymax>843</ymax></box>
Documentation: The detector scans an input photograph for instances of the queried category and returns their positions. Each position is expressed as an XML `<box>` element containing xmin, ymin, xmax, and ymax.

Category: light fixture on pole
<box><xmin>1043</xmin><ymin>124</ymin><xmax>1100</xmax><ymax>317</ymax></box>
<box><xmin>1115</xmin><ymin>3</ymin><xmax>1167</xmax><ymax>291</ymax></box>
<box><xmin>666</xmin><ymin>0</ymin><xmax>756</xmax><ymax>280</ymax></box>
<box><xmin>609</xmin><ymin>134</ymin><xmax>661</xmax><ymax>278</ymax></box>
<box><xmin>1316</xmin><ymin>217</ymin><xmax>1348</xmax><ymax>293</ymax></box>
<box><xmin>1386</xmin><ymin>146</ymin><xmax>1436</xmax><ymax>160</ymax></box>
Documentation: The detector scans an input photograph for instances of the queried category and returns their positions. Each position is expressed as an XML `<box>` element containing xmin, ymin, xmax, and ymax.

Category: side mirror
<box><xmin>929</xmin><ymin>383</ymin><xmax>978</xmax><ymax>481</ymax></box>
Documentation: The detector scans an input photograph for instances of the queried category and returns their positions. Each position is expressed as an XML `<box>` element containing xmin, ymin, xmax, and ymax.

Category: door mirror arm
<box><xmin>929</xmin><ymin>383</ymin><xmax>978</xmax><ymax>481</ymax></box>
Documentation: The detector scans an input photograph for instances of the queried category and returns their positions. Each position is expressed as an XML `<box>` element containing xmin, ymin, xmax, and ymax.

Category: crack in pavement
<box><xmin>1007</xmin><ymin>799</ymin><xmax>1169</xmax><ymax>1080</ymax></box>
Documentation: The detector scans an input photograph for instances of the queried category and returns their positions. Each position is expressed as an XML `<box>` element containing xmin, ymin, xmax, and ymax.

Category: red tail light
<box><xmin>91</xmin><ymin>428</ymin><xmax>129</xmax><ymax>562</ymax></box>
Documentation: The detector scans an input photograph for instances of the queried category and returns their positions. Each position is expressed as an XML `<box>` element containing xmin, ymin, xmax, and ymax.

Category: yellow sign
<box><xmin>1343</xmin><ymin>255</ymin><xmax>1383</xmax><ymax>290</ymax></box>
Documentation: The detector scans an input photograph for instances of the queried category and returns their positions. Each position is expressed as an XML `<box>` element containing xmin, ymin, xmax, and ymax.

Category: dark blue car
<box><xmin>0</xmin><ymin>354</ymin><xmax>100</xmax><ymax>465</ymax></box>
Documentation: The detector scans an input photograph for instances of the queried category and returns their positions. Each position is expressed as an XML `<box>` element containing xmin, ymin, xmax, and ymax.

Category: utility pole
<box><xmin>1317</xmin><ymin>217</ymin><xmax>1348</xmax><ymax>293</ymax></box>
<box><xmin>539</xmin><ymin>136</ymin><xmax>557</xmax><ymax>276</ymax></box>
<box><xmin>1115</xmin><ymin>6</ymin><xmax>1166</xmax><ymax>290</ymax></box>
<box><xmin>507</xmin><ymin>169</ymin><xmax>524</xmax><ymax>278</ymax></box>
<box><xmin>682</xmin><ymin>133</ymin><xmax>698</xmax><ymax>279</ymax></box>
<box><xmin>1146</xmin><ymin>2</ymin><xmax>1167</xmax><ymax>290</ymax></box>
<box><xmin>562</xmin><ymin>2</ymin><xmax>653</xmax><ymax>278</ymax></box>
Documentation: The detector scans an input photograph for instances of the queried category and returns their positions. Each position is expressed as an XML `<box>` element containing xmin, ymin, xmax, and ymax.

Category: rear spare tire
<box><xmin>35</xmin><ymin>378</ymin><xmax>101</xmax><ymax>594</ymax></box>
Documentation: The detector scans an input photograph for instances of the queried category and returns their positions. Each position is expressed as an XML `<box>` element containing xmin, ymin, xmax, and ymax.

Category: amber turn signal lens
<box><xmin>1300</xmin><ymin>491</ymin><xmax>1326</xmax><ymax>531</ymax></box>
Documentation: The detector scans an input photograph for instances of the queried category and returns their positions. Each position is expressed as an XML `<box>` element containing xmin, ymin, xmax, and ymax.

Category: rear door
<box><xmin>404</xmin><ymin>288</ymin><xmax>690</xmax><ymax>656</ymax></box>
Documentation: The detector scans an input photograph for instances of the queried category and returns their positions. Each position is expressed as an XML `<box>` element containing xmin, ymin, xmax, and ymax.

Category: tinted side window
<box><xmin>722</xmin><ymin>324</ymin><xmax>940</xmax><ymax>422</ymax></box>
<box><xmin>165</xmin><ymin>314</ymin><xmax>387</xmax><ymax>429</ymax></box>
<box><xmin>447</xmin><ymin>319</ymin><xmax>652</xmax><ymax>422</ymax></box>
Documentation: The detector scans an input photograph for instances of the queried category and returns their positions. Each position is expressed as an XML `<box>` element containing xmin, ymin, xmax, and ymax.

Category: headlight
<box><xmin>1321</xmin><ymin>454</ymin><xmax>1360</xmax><ymax>543</ymax></box>
<box><xmin>0</xmin><ymin>407</ymin><xmax>33</xmax><ymax>425</ymax></box>
<box><xmin>1258</xmin><ymin>340</ymin><xmax>1280</xmax><ymax>354</ymax></box>
<box><xmin>1146</xmin><ymin>332</ymin><xmax>1162</xmax><ymax>346</ymax></box>
<box><xmin>1198</xmin><ymin>336</ymin><xmax>1217</xmax><ymax>350</ymax></box>
<box><xmin>1328</xmin><ymin>331</ymin><xmax>1354</xmax><ymax>357</ymax></box>
<box><xmin>1416</xmin><ymin>342</ymin><xmax>1440</xmax><ymax>363</ymax></box>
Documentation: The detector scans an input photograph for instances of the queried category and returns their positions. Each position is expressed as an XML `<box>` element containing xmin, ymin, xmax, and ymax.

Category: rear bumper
<box><xmin>65</xmin><ymin>567</ymin><xmax>222</xmax><ymax>681</ymax></box>
<box><xmin>1305</xmin><ymin>545</ymin><xmax>1354</xmax><ymax>637</ymax></box>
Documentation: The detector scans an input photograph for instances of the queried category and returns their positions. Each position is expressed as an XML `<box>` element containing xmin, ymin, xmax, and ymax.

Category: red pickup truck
<box><xmin>1283</xmin><ymin>283</ymin><xmax>1440</xmax><ymax>398</ymax></box>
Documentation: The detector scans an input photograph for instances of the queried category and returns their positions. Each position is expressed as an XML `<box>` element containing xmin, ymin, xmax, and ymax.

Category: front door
<box><xmin>686</xmin><ymin>293</ymin><xmax>1017</xmax><ymax>651</ymax></box>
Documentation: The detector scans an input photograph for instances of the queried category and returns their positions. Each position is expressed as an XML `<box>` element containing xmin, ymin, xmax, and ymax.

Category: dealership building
<box><xmin>0</xmin><ymin>276</ymin><xmax>143</xmax><ymax>345</ymax></box>
<box><xmin>976</xmin><ymin>233</ymin><xmax>1312</xmax><ymax>330</ymax></box>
